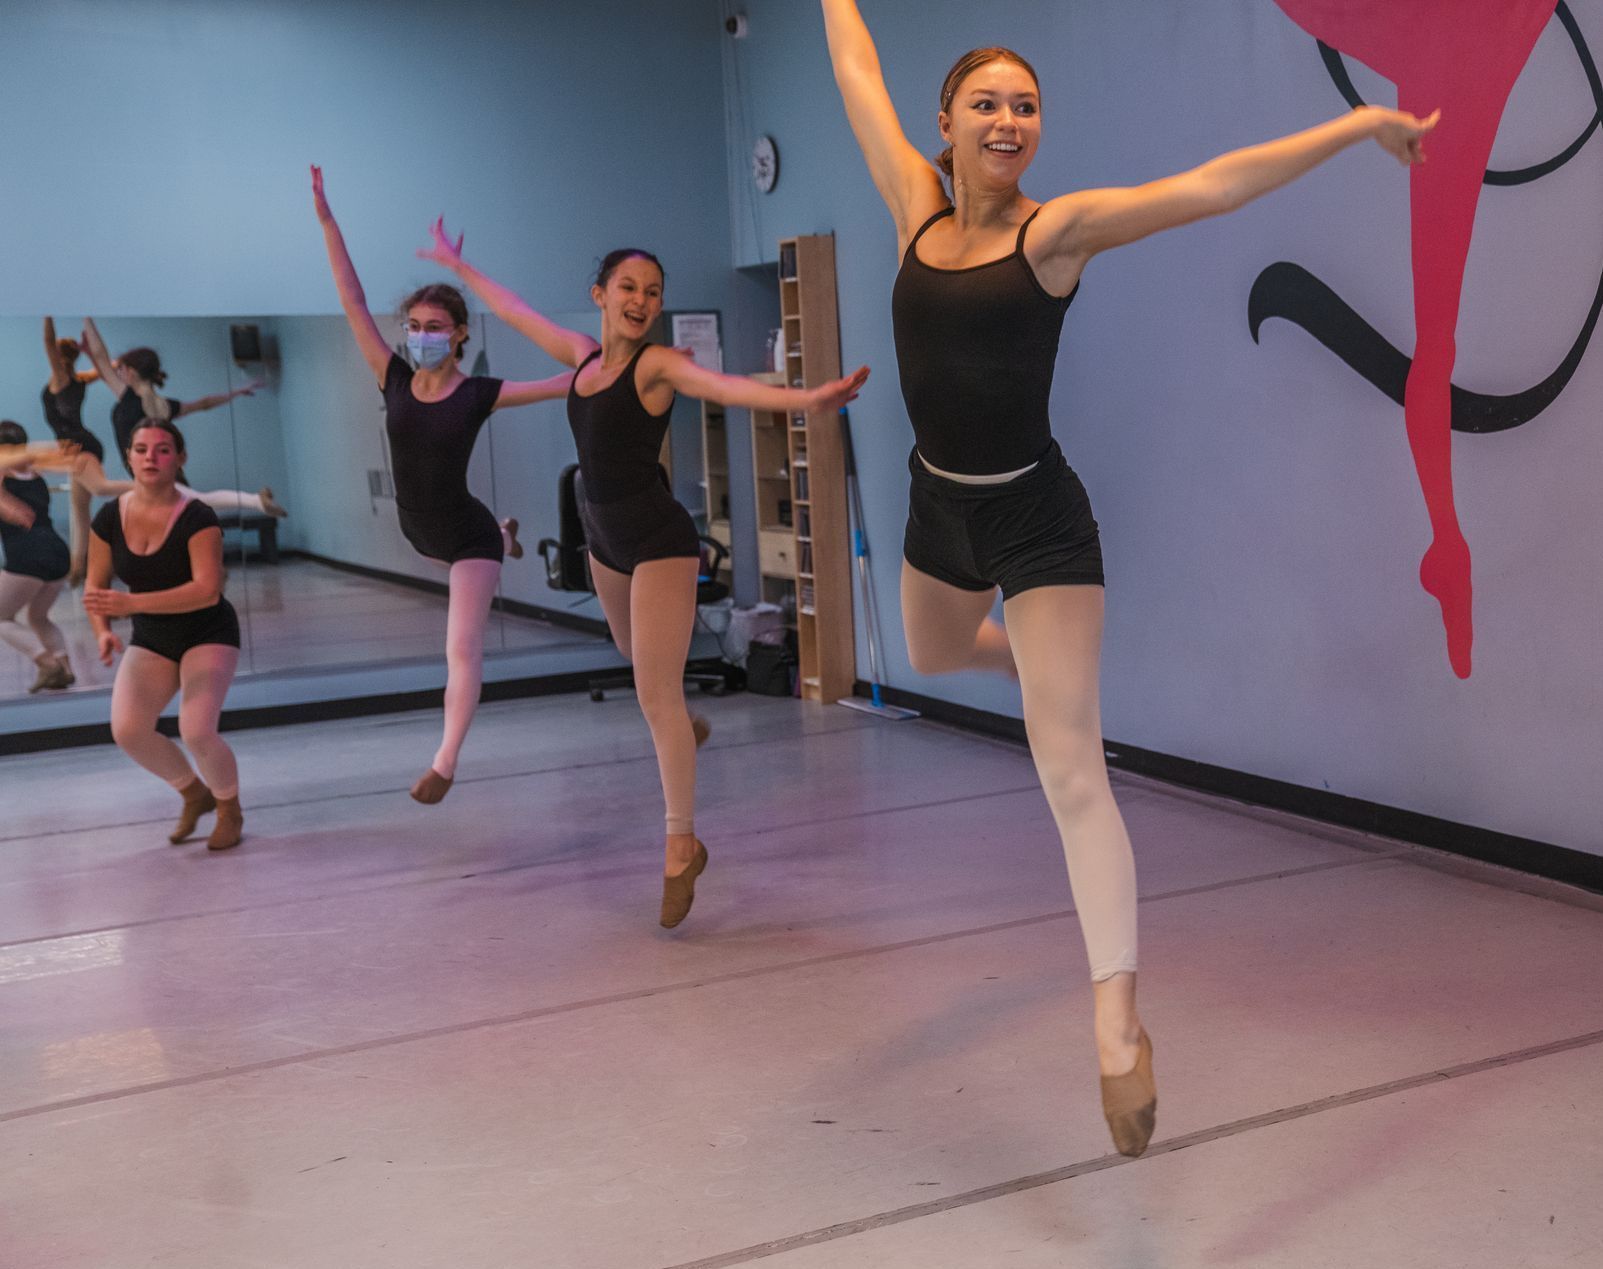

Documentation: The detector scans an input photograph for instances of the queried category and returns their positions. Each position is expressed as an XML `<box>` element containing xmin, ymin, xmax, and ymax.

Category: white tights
<box><xmin>110</xmin><ymin>644</ymin><xmax>240</xmax><ymax>799</ymax></box>
<box><xmin>0</xmin><ymin>572</ymin><xmax>67</xmax><ymax>663</ymax></box>
<box><xmin>430</xmin><ymin>558</ymin><xmax>502</xmax><ymax>780</ymax></box>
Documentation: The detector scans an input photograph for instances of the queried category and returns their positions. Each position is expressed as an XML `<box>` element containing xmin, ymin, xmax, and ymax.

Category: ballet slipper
<box><xmin>54</xmin><ymin>656</ymin><xmax>75</xmax><ymax>689</ymax></box>
<box><xmin>66</xmin><ymin>561</ymin><xmax>87</xmax><ymax>588</ymax></box>
<box><xmin>691</xmin><ymin>715</ymin><xmax>711</xmax><ymax>748</ymax></box>
<box><xmin>29</xmin><ymin>656</ymin><xmax>71</xmax><ymax>694</ymax></box>
<box><xmin>259</xmin><ymin>487</ymin><xmax>289</xmax><ymax>518</ymax></box>
<box><xmin>170</xmin><ymin>778</ymin><xmax>216</xmax><ymax>844</ymax></box>
<box><xmin>659</xmin><ymin>839</ymin><xmax>708</xmax><ymax>929</ymax></box>
<box><xmin>1100</xmin><ymin>1029</ymin><xmax>1157</xmax><ymax>1158</ymax></box>
<box><xmin>410</xmin><ymin>767</ymin><xmax>454</xmax><ymax>804</ymax></box>
<box><xmin>206</xmin><ymin>795</ymin><xmax>243</xmax><ymax>851</ymax></box>
<box><xmin>501</xmin><ymin>517</ymin><xmax>525</xmax><ymax>560</ymax></box>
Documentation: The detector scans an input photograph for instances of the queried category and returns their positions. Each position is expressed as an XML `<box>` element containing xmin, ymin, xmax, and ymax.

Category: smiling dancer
<box><xmin>821</xmin><ymin>0</ymin><xmax>1434</xmax><ymax>1155</ymax></box>
<box><xmin>85</xmin><ymin>420</ymin><xmax>246</xmax><ymax>850</ymax></box>
<box><xmin>312</xmin><ymin>166</ymin><xmax>575</xmax><ymax>804</ymax></box>
<box><xmin>422</xmin><ymin>220</ymin><xmax>867</xmax><ymax>927</ymax></box>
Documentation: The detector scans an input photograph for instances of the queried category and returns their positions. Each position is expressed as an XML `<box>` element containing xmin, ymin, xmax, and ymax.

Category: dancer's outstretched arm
<box><xmin>78</xmin><ymin>318</ymin><xmax>131</xmax><ymax>393</ymax></box>
<box><xmin>640</xmin><ymin>348</ymin><xmax>869</xmax><ymax>416</ymax></box>
<box><xmin>0</xmin><ymin>441</ymin><xmax>80</xmax><ymax>473</ymax></box>
<box><xmin>1029</xmin><ymin>107</ymin><xmax>1437</xmax><ymax>287</ymax></box>
<box><xmin>820</xmin><ymin>0</ymin><xmax>948</xmax><ymax>240</ymax></box>
<box><xmin>44</xmin><ymin>317</ymin><xmax>80</xmax><ymax>393</ymax></box>
<box><xmin>174</xmin><ymin>379</ymin><xmax>264</xmax><ymax>420</ymax></box>
<box><xmin>311</xmin><ymin>165</ymin><xmax>393</xmax><ymax>385</ymax></box>
<box><xmin>493</xmin><ymin>372</ymin><xmax>576</xmax><ymax>411</ymax></box>
<box><xmin>418</xmin><ymin>220</ymin><xmax>598</xmax><ymax>369</ymax></box>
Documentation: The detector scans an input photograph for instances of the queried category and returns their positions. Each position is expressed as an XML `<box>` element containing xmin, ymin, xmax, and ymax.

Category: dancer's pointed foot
<box><xmin>170</xmin><ymin>777</ymin><xmax>216</xmax><ymax>844</ymax></box>
<box><xmin>1100</xmin><ymin>1029</ymin><xmax>1156</xmax><ymax>1158</ymax></box>
<box><xmin>691</xmin><ymin>715</ymin><xmax>711</xmax><ymax>748</ymax></box>
<box><xmin>501</xmin><ymin>517</ymin><xmax>524</xmax><ymax>560</ymax></box>
<box><xmin>206</xmin><ymin>795</ymin><xmax>244</xmax><ymax>851</ymax></box>
<box><xmin>660</xmin><ymin>839</ymin><xmax>708</xmax><ymax>929</ymax></box>
<box><xmin>1419</xmin><ymin>532</ymin><xmax>1473</xmax><ymax>678</ymax></box>
<box><xmin>259</xmin><ymin>486</ymin><xmax>289</xmax><ymax>518</ymax></box>
<box><xmin>410</xmin><ymin>767</ymin><xmax>454</xmax><ymax>804</ymax></box>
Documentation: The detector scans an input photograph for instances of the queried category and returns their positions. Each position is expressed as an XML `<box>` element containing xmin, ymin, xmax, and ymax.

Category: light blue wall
<box><xmin>720</xmin><ymin>0</ymin><xmax>1603</xmax><ymax>853</ymax></box>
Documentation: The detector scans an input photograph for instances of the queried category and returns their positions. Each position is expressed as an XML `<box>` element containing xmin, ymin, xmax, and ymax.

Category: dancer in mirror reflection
<box><xmin>420</xmin><ymin>221</ymin><xmax>867</xmax><ymax>927</ymax></box>
<box><xmin>312</xmin><ymin>165</ymin><xmax>574</xmax><ymax>804</ymax></box>
<box><xmin>821</xmin><ymin>0</ymin><xmax>1435</xmax><ymax>1156</ymax></box>
<box><xmin>0</xmin><ymin>425</ymin><xmax>80</xmax><ymax>692</ymax></box>
<box><xmin>84</xmin><ymin>419</ymin><xmax>245</xmax><ymax>851</ymax></box>
<box><xmin>72</xmin><ymin>319</ymin><xmax>288</xmax><ymax>572</ymax></box>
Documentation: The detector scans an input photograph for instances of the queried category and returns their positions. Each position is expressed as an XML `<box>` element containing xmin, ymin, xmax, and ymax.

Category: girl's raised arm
<box><xmin>311</xmin><ymin>165</ymin><xmax>393</xmax><ymax>385</ymax></box>
<box><xmin>418</xmin><ymin>219</ymin><xmax>599</xmax><ymax>369</ymax></box>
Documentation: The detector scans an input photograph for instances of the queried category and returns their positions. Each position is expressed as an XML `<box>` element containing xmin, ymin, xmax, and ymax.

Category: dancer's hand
<box><xmin>807</xmin><ymin>365</ymin><xmax>871</xmax><ymax>414</ymax></box>
<box><xmin>416</xmin><ymin>217</ymin><xmax>467</xmax><ymax>271</ymax></box>
<box><xmin>1368</xmin><ymin>106</ymin><xmax>1439</xmax><ymax>166</ymax></box>
<box><xmin>310</xmin><ymin>164</ymin><xmax>333</xmax><ymax>222</ymax></box>
<box><xmin>96</xmin><ymin>630</ymin><xmax>124</xmax><ymax>665</ymax></box>
<box><xmin>238</xmin><ymin>378</ymin><xmax>267</xmax><ymax>398</ymax></box>
<box><xmin>83</xmin><ymin>586</ymin><xmax>135</xmax><ymax>619</ymax></box>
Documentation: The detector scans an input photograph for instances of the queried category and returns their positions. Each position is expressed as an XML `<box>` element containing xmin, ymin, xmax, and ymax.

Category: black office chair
<box><xmin>536</xmin><ymin>464</ymin><xmax>736</xmax><ymax>702</ymax></box>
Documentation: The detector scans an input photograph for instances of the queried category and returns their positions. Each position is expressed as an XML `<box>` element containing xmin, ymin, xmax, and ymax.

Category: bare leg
<box><xmin>110</xmin><ymin>647</ymin><xmax>192</xmax><ymax>788</ymax></box>
<box><xmin>1003</xmin><ymin>584</ymin><xmax>1141</xmax><ymax>1075</ymax></box>
<box><xmin>430</xmin><ymin>557</ymin><xmax>501</xmax><ymax>781</ymax></box>
<box><xmin>900</xmin><ymin>561</ymin><xmax>1015</xmax><ymax>677</ymax></box>
<box><xmin>176</xmin><ymin>485</ymin><xmax>266</xmax><ymax>514</ymax></box>
<box><xmin>176</xmin><ymin>645</ymin><xmax>240</xmax><ymax>798</ymax></box>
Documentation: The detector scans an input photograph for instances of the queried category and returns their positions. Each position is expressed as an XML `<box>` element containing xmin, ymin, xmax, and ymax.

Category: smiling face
<box><xmin>128</xmin><ymin>425</ymin><xmax>184</xmax><ymax>487</ymax></box>
<box><xmin>592</xmin><ymin>256</ymin><xmax>665</xmax><ymax>342</ymax></box>
<box><xmin>938</xmin><ymin>56</ymin><xmax>1041</xmax><ymax>189</ymax></box>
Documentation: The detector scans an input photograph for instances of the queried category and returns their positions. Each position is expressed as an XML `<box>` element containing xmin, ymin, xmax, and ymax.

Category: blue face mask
<box><xmin>407</xmin><ymin>330</ymin><xmax>454</xmax><ymax>369</ymax></box>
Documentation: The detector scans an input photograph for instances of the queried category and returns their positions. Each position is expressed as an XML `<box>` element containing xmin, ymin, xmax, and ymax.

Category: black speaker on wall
<box><xmin>230</xmin><ymin>324</ymin><xmax>263</xmax><ymax>363</ymax></box>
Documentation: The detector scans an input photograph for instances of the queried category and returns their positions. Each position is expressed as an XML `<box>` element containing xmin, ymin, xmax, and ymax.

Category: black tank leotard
<box><xmin>1</xmin><ymin>475</ymin><xmax>70</xmax><ymax>583</ymax></box>
<box><xmin>381</xmin><ymin>354</ymin><xmax>505</xmax><ymax>564</ymax></box>
<box><xmin>91</xmin><ymin>496</ymin><xmax>240</xmax><ymax>662</ymax></box>
<box><xmin>891</xmin><ymin>206</ymin><xmax>1076</xmax><ymax>475</ymax></box>
<box><xmin>111</xmin><ymin>386</ymin><xmax>183</xmax><ymax>473</ymax></box>
<box><xmin>41</xmin><ymin>379</ymin><xmax>106</xmax><ymax>465</ymax></box>
<box><xmin>566</xmin><ymin>346</ymin><xmax>699</xmax><ymax>575</ymax></box>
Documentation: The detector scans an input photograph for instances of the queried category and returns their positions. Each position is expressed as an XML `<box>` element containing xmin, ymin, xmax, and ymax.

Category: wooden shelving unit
<box><xmin>699</xmin><ymin>400</ymin><xmax>732</xmax><ymax>584</ymax></box>
<box><xmin>775</xmin><ymin>233</ymin><xmax>854</xmax><ymax>703</ymax></box>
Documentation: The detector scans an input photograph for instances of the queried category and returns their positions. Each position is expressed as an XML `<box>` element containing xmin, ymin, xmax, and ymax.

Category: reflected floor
<box><xmin>0</xmin><ymin>556</ymin><xmax>600</xmax><ymax>695</ymax></box>
<box><xmin>2</xmin><ymin>695</ymin><xmax>1600</xmax><ymax>1267</ymax></box>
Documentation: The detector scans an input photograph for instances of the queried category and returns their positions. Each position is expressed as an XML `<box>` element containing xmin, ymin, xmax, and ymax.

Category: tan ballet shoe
<box><xmin>691</xmin><ymin>715</ymin><xmax>711</xmax><ymax>748</ymax></box>
<box><xmin>410</xmin><ymin>767</ymin><xmax>454</xmax><ymax>804</ymax></box>
<box><xmin>29</xmin><ymin>657</ymin><xmax>72</xmax><ymax>694</ymax></box>
<box><xmin>501</xmin><ymin>517</ymin><xmax>524</xmax><ymax>560</ymax></box>
<box><xmin>659</xmin><ymin>839</ymin><xmax>708</xmax><ymax>929</ymax></box>
<box><xmin>169</xmin><ymin>778</ymin><xmax>216</xmax><ymax>844</ymax></box>
<box><xmin>206</xmin><ymin>795</ymin><xmax>243</xmax><ymax>851</ymax></box>
<box><xmin>259</xmin><ymin>486</ymin><xmax>289</xmax><ymax>518</ymax></box>
<box><xmin>1100</xmin><ymin>1029</ymin><xmax>1157</xmax><ymax>1158</ymax></box>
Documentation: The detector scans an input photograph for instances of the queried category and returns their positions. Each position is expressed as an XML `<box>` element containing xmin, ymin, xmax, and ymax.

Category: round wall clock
<box><xmin>752</xmin><ymin>134</ymin><xmax>779</xmax><ymax>194</ymax></box>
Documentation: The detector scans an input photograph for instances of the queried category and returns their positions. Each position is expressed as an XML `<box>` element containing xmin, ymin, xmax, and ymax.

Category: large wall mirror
<box><xmin>0</xmin><ymin>310</ymin><xmax>657</xmax><ymax>726</ymax></box>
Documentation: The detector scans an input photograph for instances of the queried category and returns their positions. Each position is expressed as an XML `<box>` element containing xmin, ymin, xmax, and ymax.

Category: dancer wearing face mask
<box><xmin>0</xmin><ymin>424</ymin><xmax>79</xmax><ymax>692</ymax></box>
<box><xmin>821</xmin><ymin>0</ymin><xmax>1434</xmax><ymax>1156</ymax></box>
<box><xmin>84</xmin><ymin>419</ymin><xmax>246</xmax><ymax>850</ymax></box>
<box><xmin>74</xmin><ymin>319</ymin><xmax>290</xmax><ymax>531</ymax></box>
<box><xmin>312</xmin><ymin>166</ymin><xmax>575</xmax><ymax>803</ymax></box>
<box><xmin>420</xmin><ymin>220</ymin><xmax>868</xmax><ymax>927</ymax></box>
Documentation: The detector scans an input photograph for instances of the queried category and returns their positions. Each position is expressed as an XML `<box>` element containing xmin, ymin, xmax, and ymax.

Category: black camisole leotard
<box><xmin>565</xmin><ymin>345</ymin><xmax>699</xmax><ymax>574</ymax></box>
<box><xmin>91</xmin><ymin>496</ymin><xmax>241</xmax><ymax>662</ymax></box>
<box><xmin>380</xmin><ymin>354</ymin><xmax>505</xmax><ymax>565</ymax></box>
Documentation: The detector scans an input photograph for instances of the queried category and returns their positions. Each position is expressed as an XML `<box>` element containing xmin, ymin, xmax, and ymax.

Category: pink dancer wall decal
<box><xmin>1269</xmin><ymin>0</ymin><xmax>1558</xmax><ymax>678</ymax></box>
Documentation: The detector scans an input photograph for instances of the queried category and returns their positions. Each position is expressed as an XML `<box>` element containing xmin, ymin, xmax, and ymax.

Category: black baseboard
<box><xmin>854</xmin><ymin>681</ymin><xmax>1603</xmax><ymax>896</ymax></box>
<box><xmin>284</xmin><ymin>550</ymin><xmax>610</xmax><ymax>639</ymax></box>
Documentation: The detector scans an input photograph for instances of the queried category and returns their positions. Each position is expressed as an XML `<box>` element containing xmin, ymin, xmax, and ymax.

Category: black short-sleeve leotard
<box><xmin>890</xmin><ymin>206</ymin><xmax>1103</xmax><ymax>597</ymax></box>
<box><xmin>1</xmin><ymin>475</ymin><xmax>70</xmax><ymax>583</ymax></box>
<box><xmin>565</xmin><ymin>345</ymin><xmax>699</xmax><ymax>575</ymax></box>
<box><xmin>381</xmin><ymin>354</ymin><xmax>505</xmax><ymax>564</ymax></box>
<box><xmin>91</xmin><ymin>496</ymin><xmax>240</xmax><ymax>662</ymax></box>
<box><xmin>41</xmin><ymin>378</ymin><xmax>106</xmax><ymax>465</ymax></box>
<box><xmin>111</xmin><ymin>387</ymin><xmax>184</xmax><ymax>473</ymax></box>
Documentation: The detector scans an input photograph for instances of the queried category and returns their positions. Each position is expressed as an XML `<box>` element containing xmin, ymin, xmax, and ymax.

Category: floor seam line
<box><xmin>652</xmin><ymin>1025</ymin><xmax>1603</xmax><ymax>1269</ymax></box>
<box><xmin>0</xmin><ymin>852</ymin><xmax>1394</xmax><ymax>1121</ymax></box>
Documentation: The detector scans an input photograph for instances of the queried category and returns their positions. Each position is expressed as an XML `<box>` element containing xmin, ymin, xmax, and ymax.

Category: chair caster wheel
<box><xmin>589</xmin><ymin>688</ymin><xmax>605</xmax><ymax>702</ymax></box>
<box><xmin>707</xmin><ymin>682</ymin><xmax>727</xmax><ymax>696</ymax></box>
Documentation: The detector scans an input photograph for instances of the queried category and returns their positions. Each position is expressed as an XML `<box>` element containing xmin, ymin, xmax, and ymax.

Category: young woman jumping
<box><xmin>821</xmin><ymin>0</ymin><xmax>1434</xmax><ymax>1155</ymax></box>
<box><xmin>421</xmin><ymin>221</ymin><xmax>867</xmax><ymax>927</ymax></box>
<box><xmin>312</xmin><ymin>165</ymin><xmax>575</xmax><ymax>804</ymax></box>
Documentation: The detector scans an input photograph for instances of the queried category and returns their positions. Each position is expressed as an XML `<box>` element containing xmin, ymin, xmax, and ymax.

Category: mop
<box><xmin>836</xmin><ymin>408</ymin><xmax>920</xmax><ymax>721</ymax></box>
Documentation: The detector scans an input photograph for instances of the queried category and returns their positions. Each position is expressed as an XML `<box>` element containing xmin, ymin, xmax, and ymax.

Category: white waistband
<box><xmin>917</xmin><ymin>452</ymin><xmax>1038</xmax><ymax>485</ymax></box>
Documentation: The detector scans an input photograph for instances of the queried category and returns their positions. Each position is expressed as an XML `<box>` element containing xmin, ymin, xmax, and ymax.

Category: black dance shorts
<box><xmin>577</xmin><ymin>474</ymin><xmax>700</xmax><ymax>576</ymax></box>
<box><xmin>397</xmin><ymin>498</ymin><xmax>504</xmax><ymax>565</ymax></box>
<box><xmin>903</xmin><ymin>438</ymin><xmax>1104</xmax><ymax>600</ymax></box>
<box><xmin>130</xmin><ymin>599</ymin><xmax>241</xmax><ymax>663</ymax></box>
